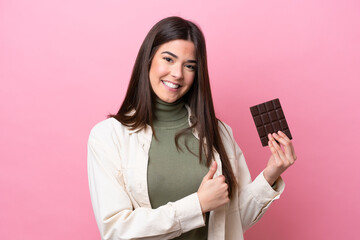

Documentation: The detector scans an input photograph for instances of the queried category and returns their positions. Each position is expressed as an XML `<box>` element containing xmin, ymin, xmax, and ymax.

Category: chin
<box><xmin>160</xmin><ymin>96</ymin><xmax>179</xmax><ymax>103</ymax></box>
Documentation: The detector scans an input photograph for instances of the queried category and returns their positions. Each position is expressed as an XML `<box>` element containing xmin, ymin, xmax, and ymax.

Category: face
<box><xmin>149</xmin><ymin>39</ymin><xmax>197</xmax><ymax>103</ymax></box>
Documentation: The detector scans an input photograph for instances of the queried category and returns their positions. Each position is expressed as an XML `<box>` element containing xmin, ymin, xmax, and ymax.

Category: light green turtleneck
<box><xmin>147</xmin><ymin>98</ymin><xmax>209</xmax><ymax>239</ymax></box>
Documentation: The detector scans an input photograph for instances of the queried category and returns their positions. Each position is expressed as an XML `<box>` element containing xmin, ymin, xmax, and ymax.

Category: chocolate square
<box><xmin>250</xmin><ymin>98</ymin><xmax>292</xmax><ymax>146</ymax></box>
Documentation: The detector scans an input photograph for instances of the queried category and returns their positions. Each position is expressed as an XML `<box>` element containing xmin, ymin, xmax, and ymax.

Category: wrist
<box><xmin>263</xmin><ymin>169</ymin><xmax>278</xmax><ymax>186</ymax></box>
<box><xmin>197</xmin><ymin>192</ymin><xmax>206</xmax><ymax>213</ymax></box>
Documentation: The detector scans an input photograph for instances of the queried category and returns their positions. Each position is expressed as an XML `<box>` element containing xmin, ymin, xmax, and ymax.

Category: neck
<box><xmin>153</xmin><ymin>98</ymin><xmax>187</xmax><ymax>127</ymax></box>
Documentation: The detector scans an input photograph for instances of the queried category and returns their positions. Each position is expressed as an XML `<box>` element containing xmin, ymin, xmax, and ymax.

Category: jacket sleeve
<box><xmin>222</xmin><ymin>124</ymin><xmax>285</xmax><ymax>232</ymax></box>
<box><xmin>87</xmin><ymin>133</ymin><xmax>205</xmax><ymax>240</ymax></box>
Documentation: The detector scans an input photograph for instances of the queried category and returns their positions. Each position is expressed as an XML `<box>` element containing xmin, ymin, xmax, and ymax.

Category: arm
<box><xmin>220</xmin><ymin>125</ymin><xmax>285</xmax><ymax>232</ymax></box>
<box><xmin>234</xmin><ymin>140</ymin><xmax>285</xmax><ymax>232</ymax></box>
<box><xmin>87</xmin><ymin>134</ymin><xmax>205</xmax><ymax>240</ymax></box>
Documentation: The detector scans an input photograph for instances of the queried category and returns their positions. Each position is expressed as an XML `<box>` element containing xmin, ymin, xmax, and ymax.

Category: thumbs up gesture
<box><xmin>197</xmin><ymin>161</ymin><xmax>230</xmax><ymax>213</ymax></box>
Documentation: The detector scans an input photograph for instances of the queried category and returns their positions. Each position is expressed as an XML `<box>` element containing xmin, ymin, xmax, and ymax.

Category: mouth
<box><xmin>161</xmin><ymin>80</ymin><xmax>181</xmax><ymax>89</ymax></box>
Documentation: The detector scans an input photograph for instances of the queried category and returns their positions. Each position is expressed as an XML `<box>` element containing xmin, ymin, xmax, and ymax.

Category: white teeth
<box><xmin>162</xmin><ymin>81</ymin><xmax>180</xmax><ymax>89</ymax></box>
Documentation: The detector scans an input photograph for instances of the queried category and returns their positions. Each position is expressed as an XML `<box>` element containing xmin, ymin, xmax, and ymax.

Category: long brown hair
<box><xmin>109</xmin><ymin>16</ymin><xmax>237</xmax><ymax>198</ymax></box>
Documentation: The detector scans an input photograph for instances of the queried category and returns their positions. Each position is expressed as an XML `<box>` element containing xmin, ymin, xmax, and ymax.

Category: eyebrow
<box><xmin>161</xmin><ymin>51</ymin><xmax>197</xmax><ymax>63</ymax></box>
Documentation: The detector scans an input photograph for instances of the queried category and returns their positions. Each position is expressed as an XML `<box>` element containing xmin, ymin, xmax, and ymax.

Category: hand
<box><xmin>197</xmin><ymin>161</ymin><xmax>229</xmax><ymax>213</ymax></box>
<box><xmin>263</xmin><ymin>131</ymin><xmax>297</xmax><ymax>186</ymax></box>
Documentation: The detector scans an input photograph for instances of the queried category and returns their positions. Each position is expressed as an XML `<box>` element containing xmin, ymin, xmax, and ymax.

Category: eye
<box><xmin>163</xmin><ymin>57</ymin><xmax>173</xmax><ymax>63</ymax></box>
<box><xmin>185</xmin><ymin>64</ymin><xmax>196</xmax><ymax>71</ymax></box>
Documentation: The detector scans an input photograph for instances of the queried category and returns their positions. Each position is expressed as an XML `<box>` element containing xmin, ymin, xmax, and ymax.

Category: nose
<box><xmin>171</xmin><ymin>64</ymin><xmax>183</xmax><ymax>80</ymax></box>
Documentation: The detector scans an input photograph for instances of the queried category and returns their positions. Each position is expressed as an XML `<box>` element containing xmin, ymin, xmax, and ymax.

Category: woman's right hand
<box><xmin>197</xmin><ymin>161</ymin><xmax>229</xmax><ymax>213</ymax></box>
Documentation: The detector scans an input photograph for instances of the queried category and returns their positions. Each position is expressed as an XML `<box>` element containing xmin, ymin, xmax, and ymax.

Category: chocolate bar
<box><xmin>250</xmin><ymin>98</ymin><xmax>292</xmax><ymax>146</ymax></box>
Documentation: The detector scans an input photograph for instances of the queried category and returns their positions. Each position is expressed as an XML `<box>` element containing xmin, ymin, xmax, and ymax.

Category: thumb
<box><xmin>204</xmin><ymin>161</ymin><xmax>217</xmax><ymax>180</ymax></box>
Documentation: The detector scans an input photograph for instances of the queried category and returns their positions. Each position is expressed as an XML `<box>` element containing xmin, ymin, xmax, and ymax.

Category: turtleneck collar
<box><xmin>153</xmin><ymin>98</ymin><xmax>188</xmax><ymax>128</ymax></box>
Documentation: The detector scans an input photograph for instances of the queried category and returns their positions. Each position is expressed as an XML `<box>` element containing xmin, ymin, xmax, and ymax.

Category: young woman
<box><xmin>87</xmin><ymin>16</ymin><xmax>297</xmax><ymax>240</ymax></box>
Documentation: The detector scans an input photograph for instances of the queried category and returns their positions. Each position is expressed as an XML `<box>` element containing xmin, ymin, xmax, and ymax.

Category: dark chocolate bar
<box><xmin>250</xmin><ymin>98</ymin><xmax>292</xmax><ymax>146</ymax></box>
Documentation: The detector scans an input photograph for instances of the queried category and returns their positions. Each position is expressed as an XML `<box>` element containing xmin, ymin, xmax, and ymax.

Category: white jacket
<box><xmin>87</xmin><ymin>108</ymin><xmax>285</xmax><ymax>240</ymax></box>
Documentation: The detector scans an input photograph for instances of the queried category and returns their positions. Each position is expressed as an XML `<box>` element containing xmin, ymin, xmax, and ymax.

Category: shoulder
<box><xmin>89</xmin><ymin>117</ymin><xmax>119</xmax><ymax>137</ymax></box>
<box><xmin>88</xmin><ymin>117</ymin><xmax>130</xmax><ymax>144</ymax></box>
<box><xmin>216</xmin><ymin>119</ymin><xmax>245</xmax><ymax>159</ymax></box>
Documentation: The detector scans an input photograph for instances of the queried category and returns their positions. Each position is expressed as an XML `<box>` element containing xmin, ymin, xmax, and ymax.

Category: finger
<box><xmin>268</xmin><ymin>140</ymin><xmax>282</xmax><ymax>165</ymax></box>
<box><xmin>268</xmin><ymin>133</ymin><xmax>283</xmax><ymax>151</ymax></box>
<box><xmin>269</xmin><ymin>135</ymin><xmax>286</xmax><ymax>160</ymax></box>
<box><xmin>270</xmin><ymin>139</ymin><xmax>293</xmax><ymax>168</ymax></box>
<box><xmin>277</xmin><ymin>131</ymin><xmax>297</xmax><ymax>161</ymax></box>
<box><xmin>277</xmin><ymin>130</ymin><xmax>290</xmax><ymax>141</ymax></box>
<box><xmin>215</xmin><ymin>174</ymin><xmax>226</xmax><ymax>182</ymax></box>
<box><xmin>204</xmin><ymin>161</ymin><xmax>217</xmax><ymax>180</ymax></box>
<box><xmin>271</xmin><ymin>132</ymin><xmax>288</xmax><ymax>146</ymax></box>
<box><xmin>271</xmin><ymin>138</ymin><xmax>295</xmax><ymax>167</ymax></box>
<box><xmin>272</xmin><ymin>133</ymin><xmax>294</xmax><ymax>160</ymax></box>
<box><xmin>268</xmin><ymin>136</ymin><xmax>281</xmax><ymax>160</ymax></box>
<box><xmin>268</xmin><ymin>139</ymin><xmax>278</xmax><ymax>156</ymax></box>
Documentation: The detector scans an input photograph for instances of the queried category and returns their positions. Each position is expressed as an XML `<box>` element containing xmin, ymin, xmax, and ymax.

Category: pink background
<box><xmin>1</xmin><ymin>0</ymin><xmax>359</xmax><ymax>239</ymax></box>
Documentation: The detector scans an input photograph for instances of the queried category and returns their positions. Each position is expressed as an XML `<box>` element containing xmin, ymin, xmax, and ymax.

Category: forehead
<box><xmin>156</xmin><ymin>39</ymin><xmax>196</xmax><ymax>59</ymax></box>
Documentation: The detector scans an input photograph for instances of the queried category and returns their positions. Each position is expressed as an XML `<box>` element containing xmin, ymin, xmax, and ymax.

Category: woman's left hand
<box><xmin>263</xmin><ymin>131</ymin><xmax>297</xmax><ymax>186</ymax></box>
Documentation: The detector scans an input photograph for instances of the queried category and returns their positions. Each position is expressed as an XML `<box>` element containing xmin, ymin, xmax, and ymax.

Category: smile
<box><xmin>161</xmin><ymin>80</ymin><xmax>181</xmax><ymax>89</ymax></box>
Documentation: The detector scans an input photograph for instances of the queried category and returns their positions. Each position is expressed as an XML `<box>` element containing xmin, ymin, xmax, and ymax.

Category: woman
<box><xmin>87</xmin><ymin>16</ymin><xmax>296</xmax><ymax>240</ymax></box>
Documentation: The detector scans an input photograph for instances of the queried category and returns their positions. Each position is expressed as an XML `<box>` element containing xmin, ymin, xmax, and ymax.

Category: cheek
<box><xmin>150</xmin><ymin>60</ymin><xmax>168</xmax><ymax>77</ymax></box>
<box><xmin>184</xmin><ymin>73</ymin><xmax>195</xmax><ymax>87</ymax></box>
